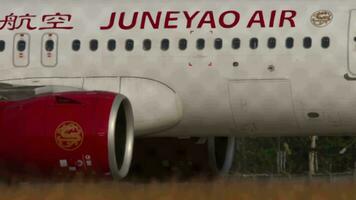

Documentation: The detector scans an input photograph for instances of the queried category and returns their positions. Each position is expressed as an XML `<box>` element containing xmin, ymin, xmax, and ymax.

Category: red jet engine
<box><xmin>0</xmin><ymin>91</ymin><xmax>134</xmax><ymax>179</ymax></box>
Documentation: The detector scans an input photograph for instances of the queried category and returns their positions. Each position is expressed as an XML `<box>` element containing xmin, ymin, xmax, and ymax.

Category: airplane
<box><xmin>0</xmin><ymin>0</ymin><xmax>352</xmax><ymax>179</ymax></box>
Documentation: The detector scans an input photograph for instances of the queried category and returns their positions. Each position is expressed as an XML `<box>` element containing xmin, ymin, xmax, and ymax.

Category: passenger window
<box><xmin>161</xmin><ymin>39</ymin><xmax>169</xmax><ymax>51</ymax></box>
<box><xmin>143</xmin><ymin>39</ymin><xmax>151</xmax><ymax>51</ymax></box>
<box><xmin>17</xmin><ymin>40</ymin><xmax>26</xmax><ymax>52</ymax></box>
<box><xmin>321</xmin><ymin>37</ymin><xmax>330</xmax><ymax>49</ymax></box>
<box><xmin>0</xmin><ymin>40</ymin><xmax>5</xmax><ymax>52</ymax></box>
<box><xmin>45</xmin><ymin>40</ymin><xmax>55</xmax><ymax>52</ymax></box>
<box><xmin>126</xmin><ymin>39</ymin><xmax>134</xmax><ymax>51</ymax></box>
<box><xmin>108</xmin><ymin>39</ymin><xmax>116</xmax><ymax>51</ymax></box>
<box><xmin>286</xmin><ymin>37</ymin><xmax>294</xmax><ymax>49</ymax></box>
<box><xmin>214</xmin><ymin>38</ymin><xmax>223</xmax><ymax>50</ymax></box>
<box><xmin>72</xmin><ymin>40</ymin><xmax>81</xmax><ymax>51</ymax></box>
<box><xmin>197</xmin><ymin>38</ymin><xmax>205</xmax><ymax>50</ymax></box>
<box><xmin>90</xmin><ymin>39</ymin><xmax>98</xmax><ymax>51</ymax></box>
<box><xmin>303</xmin><ymin>37</ymin><xmax>312</xmax><ymax>49</ymax></box>
<box><xmin>179</xmin><ymin>39</ymin><xmax>187</xmax><ymax>50</ymax></box>
<box><xmin>232</xmin><ymin>38</ymin><xmax>240</xmax><ymax>49</ymax></box>
<box><xmin>250</xmin><ymin>38</ymin><xmax>258</xmax><ymax>49</ymax></box>
<box><xmin>268</xmin><ymin>37</ymin><xmax>276</xmax><ymax>49</ymax></box>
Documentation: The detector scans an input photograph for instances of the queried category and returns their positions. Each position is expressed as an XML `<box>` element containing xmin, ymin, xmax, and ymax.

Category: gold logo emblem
<box><xmin>311</xmin><ymin>10</ymin><xmax>333</xmax><ymax>27</ymax></box>
<box><xmin>55</xmin><ymin>121</ymin><xmax>84</xmax><ymax>151</ymax></box>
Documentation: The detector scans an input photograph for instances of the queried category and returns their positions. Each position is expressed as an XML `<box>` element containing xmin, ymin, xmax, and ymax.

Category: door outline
<box><xmin>13</xmin><ymin>33</ymin><xmax>30</xmax><ymax>67</ymax></box>
<box><xmin>41</xmin><ymin>33</ymin><xmax>58</xmax><ymax>67</ymax></box>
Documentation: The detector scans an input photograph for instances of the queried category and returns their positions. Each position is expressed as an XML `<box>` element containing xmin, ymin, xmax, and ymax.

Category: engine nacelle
<box><xmin>0</xmin><ymin>91</ymin><xmax>134</xmax><ymax>179</ymax></box>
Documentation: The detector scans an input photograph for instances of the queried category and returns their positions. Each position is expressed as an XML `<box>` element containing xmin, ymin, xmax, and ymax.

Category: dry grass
<box><xmin>0</xmin><ymin>178</ymin><xmax>355</xmax><ymax>200</ymax></box>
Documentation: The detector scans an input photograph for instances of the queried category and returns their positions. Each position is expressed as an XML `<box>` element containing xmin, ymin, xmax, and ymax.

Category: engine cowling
<box><xmin>0</xmin><ymin>91</ymin><xmax>134</xmax><ymax>179</ymax></box>
<box><xmin>208</xmin><ymin>136</ymin><xmax>236</xmax><ymax>176</ymax></box>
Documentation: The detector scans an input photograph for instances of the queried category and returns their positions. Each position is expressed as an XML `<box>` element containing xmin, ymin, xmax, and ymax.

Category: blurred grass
<box><xmin>0</xmin><ymin>179</ymin><xmax>355</xmax><ymax>200</ymax></box>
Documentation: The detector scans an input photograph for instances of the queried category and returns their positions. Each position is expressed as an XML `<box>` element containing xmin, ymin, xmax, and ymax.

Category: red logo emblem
<box><xmin>55</xmin><ymin>121</ymin><xmax>84</xmax><ymax>151</ymax></box>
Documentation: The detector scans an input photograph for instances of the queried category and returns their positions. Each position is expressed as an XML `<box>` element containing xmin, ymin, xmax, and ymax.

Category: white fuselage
<box><xmin>0</xmin><ymin>0</ymin><xmax>355</xmax><ymax>137</ymax></box>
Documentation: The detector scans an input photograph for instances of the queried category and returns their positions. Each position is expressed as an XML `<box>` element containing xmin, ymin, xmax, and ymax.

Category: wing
<box><xmin>0</xmin><ymin>83</ymin><xmax>82</xmax><ymax>101</ymax></box>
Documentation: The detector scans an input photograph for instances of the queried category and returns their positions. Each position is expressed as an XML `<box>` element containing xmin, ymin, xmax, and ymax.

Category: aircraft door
<box><xmin>13</xmin><ymin>33</ymin><xmax>30</xmax><ymax>67</ymax></box>
<box><xmin>41</xmin><ymin>33</ymin><xmax>58</xmax><ymax>67</ymax></box>
<box><xmin>348</xmin><ymin>10</ymin><xmax>356</xmax><ymax>74</ymax></box>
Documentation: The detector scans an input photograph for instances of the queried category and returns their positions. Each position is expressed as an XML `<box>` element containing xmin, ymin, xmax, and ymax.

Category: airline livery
<box><xmin>0</xmin><ymin>0</ymin><xmax>352</xmax><ymax>179</ymax></box>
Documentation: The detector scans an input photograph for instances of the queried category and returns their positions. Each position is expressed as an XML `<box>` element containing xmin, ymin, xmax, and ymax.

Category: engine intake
<box><xmin>108</xmin><ymin>94</ymin><xmax>134</xmax><ymax>179</ymax></box>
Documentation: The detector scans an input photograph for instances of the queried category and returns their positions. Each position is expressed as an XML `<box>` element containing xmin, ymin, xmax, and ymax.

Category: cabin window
<box><xmin>45</xmin><ymin>40</ymin><xmax>55</xmax><ymax>52</ymax></box>
<box><xmin>303</xmin><ymin>37</ymin><xmax>312</xmax><ymax>49</ymax></box>
<box><xmin>72</xmin><ymin>40</ymin><xmax>81</xmax><ymax>51</ymax></box>
<box><xmin>286</xmin><ymin>37</ymin><xmax>294</xmax><ymax>49</ymax></box>
<box><xmin>232</xmin><ymin>38</ymin><xmax>240</xmax><ymax>49</ymax></box>
<box><xmin>17</xmin><ymin>40</ymin><xmax>26</xmax><ymax>52</ymax></box>
<box><xmin>143</xmin><ymin>39</ymin><xmax>151</xmax><ymax>51</ymax></box>
<box><xmin>321</xmin><ymin>37</ymin><xmax>330</xmax><ymax>49</ymax></box>
<box><xmin>0</xmin><ymin>40</ymin><xmax>5</xmax><ymax>52</ymax></box>
<box><xmin>250</xmin><ymin>38</ymin><xmax>258</xmax><ymax>49</ymax></box>
<box><xmin>161</xmin><ymin>39</ymin><xmax>169</xmax><ymax>51</ymax></box>
<box><xmin>108</xmin><ymin>39</ymin><xmax>116</xmax><ymax>51</ymax></box>
<box><xmin>179</xmin><ymin>39</ymin><xmax>187</xmax><ymax>50</ymax></box>
<box><xmin>214</xmin><ymin>38</ymin><xmax>223</xmax><ymax>50</ymax></box>
<box><xmin>90</xmin><ymin>39</ymin><xmax>98</xmax><ymax>51</ymax></box>
<box><xmin>125</xmin><ymin>39</ymin><xmax>134</xmax><ymax>51</ymax></box>
<box><xmin>267</xmin><ymin>37</ymin><xmax>276</xmax><ymax>49</ymax></box>
<box><xmin>197</xmin><ymin>38</ymin><xmax>205</xmax><ymax>50</ymax></box>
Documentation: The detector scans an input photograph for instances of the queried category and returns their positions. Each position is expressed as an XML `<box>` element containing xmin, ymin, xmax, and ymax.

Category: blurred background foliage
<box><xmin>233</xmin><ymin>136</ymin><xmax>356</xmax><ymax>175</ymax></box>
